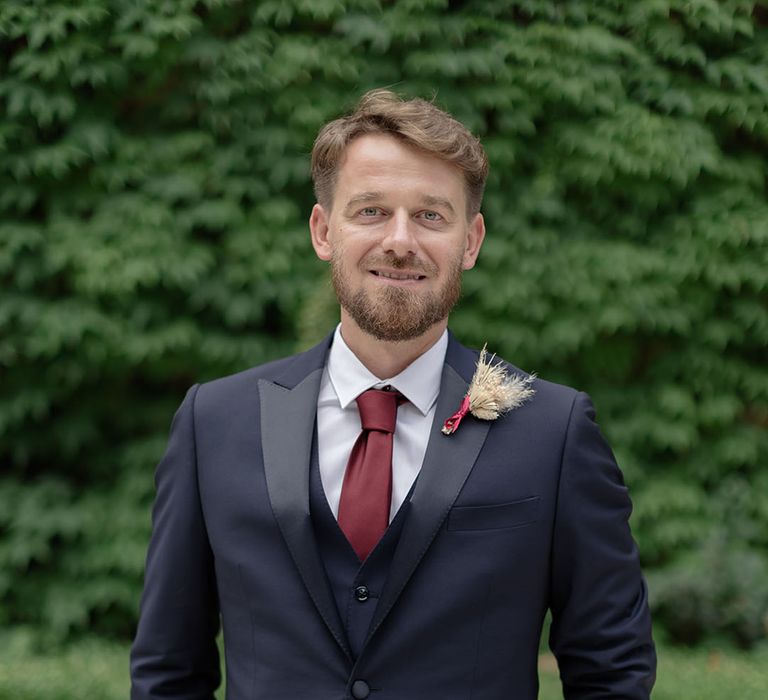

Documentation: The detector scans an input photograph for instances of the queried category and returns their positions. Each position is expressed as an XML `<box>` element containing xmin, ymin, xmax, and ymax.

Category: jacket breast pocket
<box><xmin>447</xmin><ymin>496</ymin><xmax>540</xmax><ymax>532</ymax></box>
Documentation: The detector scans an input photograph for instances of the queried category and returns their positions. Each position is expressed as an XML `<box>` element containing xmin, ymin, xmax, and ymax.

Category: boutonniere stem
<box><xmin>442</xmin><ymin>345</ymin><xmax>535</xmax><ymax>435</ymax></box>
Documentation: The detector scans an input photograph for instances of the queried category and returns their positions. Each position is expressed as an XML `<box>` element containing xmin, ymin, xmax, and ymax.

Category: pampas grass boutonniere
<box><xmin>442</xmin><ymin>345</ymin><xmax>536</xmax><ymax>435</ymax></box>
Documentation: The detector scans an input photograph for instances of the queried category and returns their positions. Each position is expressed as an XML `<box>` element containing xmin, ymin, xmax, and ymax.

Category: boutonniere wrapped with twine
<box><xmin>442</xmin><ymin>345</ymin><xmax>536</xmax><ymax>435</ymax></box>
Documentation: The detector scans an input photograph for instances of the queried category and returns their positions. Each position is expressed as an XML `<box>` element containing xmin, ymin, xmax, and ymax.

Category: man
<box><xmin>131</xmin><ymin>90</ymin><xmax>656</xmax><ymax>699</ymax></box>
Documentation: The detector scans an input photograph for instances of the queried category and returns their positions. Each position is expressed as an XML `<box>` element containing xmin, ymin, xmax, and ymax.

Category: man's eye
<box><xmin>422</xmin><ymin>211</ymin><xmax>442</xmax><ymax>221</ymax></box>
<box><xmin>361</xmin><ymin>207</ymin><xmax>380</xmax><ymax>216</ymax></box>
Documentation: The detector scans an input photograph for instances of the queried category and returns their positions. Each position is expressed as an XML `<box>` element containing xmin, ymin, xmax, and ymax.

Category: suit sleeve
<box><xmin>549</xmin><ymin>392</ymin><xmax>656</xmax><ymax>700</ymax></box>
<box><xmin>130</xmin><ymin>385</ymin><xmax>221</xmax><ymax>700</ymax></box>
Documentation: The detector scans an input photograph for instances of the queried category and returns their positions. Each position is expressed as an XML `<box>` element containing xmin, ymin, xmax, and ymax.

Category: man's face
<box><xmin>310</xmin><ymin>134</ymin><xmax>485</xmax><ymax>342</ymax></box>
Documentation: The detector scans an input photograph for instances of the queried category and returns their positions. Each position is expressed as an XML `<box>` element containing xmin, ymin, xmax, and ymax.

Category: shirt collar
<box><xmin>326</xmin><ymin>324</ymin><xmax>448</xmax><ymax>416</ymax></box>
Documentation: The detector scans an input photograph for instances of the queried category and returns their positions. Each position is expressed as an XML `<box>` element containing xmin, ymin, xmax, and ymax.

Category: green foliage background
<box><xmin>1</xmin><ymin>0</ymin><xmax>767</xmax><ymax>650</ymax></box>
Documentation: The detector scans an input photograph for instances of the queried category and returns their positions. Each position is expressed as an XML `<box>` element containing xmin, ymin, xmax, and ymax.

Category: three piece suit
<box><xmin>130</xmin><ymin>331</ymin><xmax>656</xmax><ymax>699</ymax></box>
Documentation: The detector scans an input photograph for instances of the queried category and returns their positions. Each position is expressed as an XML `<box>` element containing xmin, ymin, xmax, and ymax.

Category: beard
<box><xmin>331</xmin><ymin>250</ymin><xmax>464</xmax><ymax>342</ymax></box>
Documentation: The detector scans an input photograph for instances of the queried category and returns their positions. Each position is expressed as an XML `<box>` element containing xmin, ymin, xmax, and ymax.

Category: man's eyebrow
<box><xmin>342</xmin><ymin>192</ymin><xmax>457</xmax><ymax>216</ymax></box>
<box><xmin>420</xmin><ymin>195</ymin><xmax>455</xmax><ymax>216</ymax></box>
<box><xmin>343</xmin><ymin>192</ymin><xmax>383</xmax><ymax>213</ymax></box>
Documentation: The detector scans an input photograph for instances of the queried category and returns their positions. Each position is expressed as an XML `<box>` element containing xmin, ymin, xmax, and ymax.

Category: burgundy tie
<box><xmin>338</xmin><ymin>388</ymin><xmax>404</xmax><ymax>561</ymax></box>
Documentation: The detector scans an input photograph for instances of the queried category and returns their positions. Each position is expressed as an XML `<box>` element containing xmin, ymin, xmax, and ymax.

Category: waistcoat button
<box><xmin>351</xmin><ymin>679</ymin><xmax>370</xmax><ymax>698</ymax></box>
<box><xmin>354</xmin><ymin>585</ymin><xmax>369</xmax><ymax>602</ymax></box>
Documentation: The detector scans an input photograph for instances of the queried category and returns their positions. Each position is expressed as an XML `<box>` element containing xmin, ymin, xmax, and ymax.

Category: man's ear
<box><xmin>462</xmin><ymin>212</ymin><xmax>486</xmax><ymax>270</ymax></box>
<box><xmin>309</xmin><ymin>204</ymin><xmax>332</xmax><ymax>261</ymax></box>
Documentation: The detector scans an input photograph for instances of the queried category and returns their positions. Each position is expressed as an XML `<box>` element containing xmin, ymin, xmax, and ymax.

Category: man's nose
<box><xmin>380</xmin><ymin>211</ymin><xmax>418</xmax><ymax>257</ymax></box>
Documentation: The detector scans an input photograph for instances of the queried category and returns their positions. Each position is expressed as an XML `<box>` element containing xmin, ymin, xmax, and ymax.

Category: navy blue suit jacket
<box><xmin>130</xmin><ymin>333</ymin><xmax>655</xmax><ymax>699</ymax></box>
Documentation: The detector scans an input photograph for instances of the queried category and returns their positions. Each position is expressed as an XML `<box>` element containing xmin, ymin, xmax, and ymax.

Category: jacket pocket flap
<box><xmin>448</xmin><ymin>496</ymin><xmax>540</xmax><ymax>531</ymax></box>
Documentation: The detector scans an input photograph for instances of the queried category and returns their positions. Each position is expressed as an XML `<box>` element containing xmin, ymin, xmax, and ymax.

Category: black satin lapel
<box><xmin>259</xmin><ymin>373</ymin><xmax>351</xmax><ymax>660</ymax></box>
<box><xmin>364</xmin><ymin>362</ymin><xmax>491</xmax><ymax>645</ymax></box>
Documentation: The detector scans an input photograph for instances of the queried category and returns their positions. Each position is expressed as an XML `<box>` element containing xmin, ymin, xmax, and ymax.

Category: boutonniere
<box><xmin>442</xmin><ymin>345</ymin><xmax>536</xmax><ymax>435</ymax></box>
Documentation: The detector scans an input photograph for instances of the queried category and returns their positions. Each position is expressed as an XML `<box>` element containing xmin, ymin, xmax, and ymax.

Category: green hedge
<box><xmin>1</xmin><ymin>0</ymin><xmax>767</xmax><ymax>647</ymax></box>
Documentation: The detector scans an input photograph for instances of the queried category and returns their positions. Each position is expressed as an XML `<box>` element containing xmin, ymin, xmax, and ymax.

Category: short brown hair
<box><xmin>311</xmin><ymin>89</ymin><xmax>489</xmax><ymax>217</ymax></box>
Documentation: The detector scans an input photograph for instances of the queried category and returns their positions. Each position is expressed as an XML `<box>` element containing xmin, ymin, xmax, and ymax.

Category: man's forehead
<box><xmin>330</xmin><ymin>133</ymin><xmax>468</xmax><ymax>213</ymax></box>
<box><xmin>338</xmin><ymin>133</ymin><xmax>460</xmax><ymax>173</ymax></box>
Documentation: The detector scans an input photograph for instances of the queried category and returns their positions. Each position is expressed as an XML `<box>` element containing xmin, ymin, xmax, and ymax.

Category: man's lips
<box><xmin>370</xmin><ymin>269</ymin><xmax>427</xmax><ymax>281</ymax></box>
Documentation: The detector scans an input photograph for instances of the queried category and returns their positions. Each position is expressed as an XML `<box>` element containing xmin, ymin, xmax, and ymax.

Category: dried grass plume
<box><xmin>467</xmin><ymin>345</ymin><xmax>536</xmax><ymax>420</ymax></box>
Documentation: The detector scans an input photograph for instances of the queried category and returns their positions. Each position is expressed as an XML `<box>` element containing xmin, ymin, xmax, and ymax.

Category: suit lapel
<box><xmin>259</xmin><ymin>337</ymin><xmax>352</xmax><ymax>661</ymax></box>
<box><xmin>260</xmin><ymin>333</ymin><xmax>491</xmax><ymax>659</ymax></box>
<box><xmin>364</xmin><ymin>338</ymin><xmax>490</xmax><ymax>646</ymax></box>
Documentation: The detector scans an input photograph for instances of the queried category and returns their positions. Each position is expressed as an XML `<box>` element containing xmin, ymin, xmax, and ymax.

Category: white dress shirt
<box><xmin>316</xmin><ymin>325</ymin><xmax>448</xmax><ymax>522</ymax></box>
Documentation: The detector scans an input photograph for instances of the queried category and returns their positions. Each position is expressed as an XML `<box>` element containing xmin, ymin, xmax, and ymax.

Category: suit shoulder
<box><xmin>489</xmin><ymin>359</ymin><xmax>597</xmax><ymax>448</ymax></box>
<box><xmin>496</xmin><ymin>357</ymin><xmax>580</xmax><ymax>416</ymax></box>
<box><xmin>530</xmin><ymin>375</ymin><xmax>579</xmax><ymax>409</ymax></box>
<box><xmin>192</xmin><ymin>337</ymin><xmax>331</xmax><ymax>410</ymax></box>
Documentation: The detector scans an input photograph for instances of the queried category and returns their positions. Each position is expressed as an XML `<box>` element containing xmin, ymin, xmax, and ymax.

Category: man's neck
<box><xmin>338</xmin><ymin>314</ymin><xmax>448</xmax><ymax>379</ymax></box>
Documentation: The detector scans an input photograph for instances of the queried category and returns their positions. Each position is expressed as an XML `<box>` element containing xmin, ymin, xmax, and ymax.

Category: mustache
<box><xmin>361</xmin><ymin>253</ymin><xmax>436</xmax><ymax>274</ymax></box>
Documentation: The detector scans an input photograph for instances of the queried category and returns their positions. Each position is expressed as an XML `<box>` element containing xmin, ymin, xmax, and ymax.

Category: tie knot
<box><xmin>356</xmin><ymin>388</ymin><xmax>403</xmax><ymax>433</ymax></box>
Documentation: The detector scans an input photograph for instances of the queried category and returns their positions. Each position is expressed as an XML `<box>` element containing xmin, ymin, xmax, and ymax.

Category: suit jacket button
<box><xmin>351</xmin><ymin>679</ymin><xmax>370</xmax><ymax>698</ymax></box>
<box><xmin>354</xmin><ymin>585</ymin><xmax>369</xmax><ymax>602</ymax></box>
